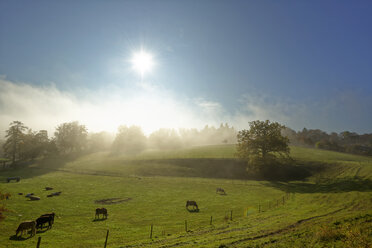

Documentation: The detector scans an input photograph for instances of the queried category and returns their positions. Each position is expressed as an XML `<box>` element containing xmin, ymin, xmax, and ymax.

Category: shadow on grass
<box><xmin>136</xmin><ymin>159</ymin><xmax>329</xmax><ymax>181</ymax></box>
<box><xmin>9</xmin><ymin>234</ymin><xmax>34</xmax><ymax>241</ymax></box>
<box><xmin>92</xmin><ymin>218</ymin><xmax>107</xmax><ymax>222</ymax></box>
<box><xmin>186</xmin><ymin>208</ymin><xmax>200</xmax><ymax>213</ymax></box>
<box><xmin>0</xmin><ymin>155</ymin><xmax>78</xmax><ymax>181</ymax></box>
<box><xmin>265</xmin><ymin>176</ymin><xmax>372</xmax><ymax>193</ymax></box>
<box><xmin>36</xmin><ymin>229</ymin><xmax>49</xmax><ymax>234</ymax></box>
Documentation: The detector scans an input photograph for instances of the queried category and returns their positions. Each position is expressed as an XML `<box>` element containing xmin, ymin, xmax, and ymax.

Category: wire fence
<box><xmin>24</xmin><ymin>193</ymin><xmax>296</xmax><ymax>247</ymax></box>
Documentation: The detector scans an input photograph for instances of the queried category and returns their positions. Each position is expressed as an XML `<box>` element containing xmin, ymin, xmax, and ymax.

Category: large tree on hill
<box><xmin>3</xmin><ymin>121</ymin><xmax>28</xmax><ymax>164</ymax></box>
<box><xmin>236</xmin><ymin>120</ymin><xmax>291</xmax><ymax>171</ymax></box>
<box><xmin>54</xmin><ymin>121</ymin><xmax>88</xmax><ymax>155</ymax></box>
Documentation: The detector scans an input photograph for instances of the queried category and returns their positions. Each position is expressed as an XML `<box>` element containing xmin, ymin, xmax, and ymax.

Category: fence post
<box><xmin>277</xmin><ymin>199</ymin><xmax>279</xmax><ymax>207</ymax></box>
<box><xmin>36</xmin><ymin>237</ymin><xmax>41</xmax><ymax>248</ymax></box>
<box><xmin>258</xmin><ymin>203</ymin><xmax>261</xmax><ymax>213</ymax></box>
<box><xmin>210</xmin><ymin>216</ymin><xmax>213</xmax><ymax>225</ymax></box>
<box><xmin>282</xmin><ymin>196</ymin><xmax>285</xmax><ymax>204</ymax></box>
<box><xmin>185</xmin><ymin>220</ymin><xmax>188</xmax><ymax>232</ymax></box>
<box><xmin>104</xmin><ymin>229</ymin><xmax>109</xmax><ymax>248</ymax></box>
<box><xmin>230</xmin><ymin>210</ymin><xmax>233</xmax><ymax>221</ymax></box>
<box><xmin>150</xmin><ymin>224</ymin><xmax>153</xmax><ymax>239</ymax></box>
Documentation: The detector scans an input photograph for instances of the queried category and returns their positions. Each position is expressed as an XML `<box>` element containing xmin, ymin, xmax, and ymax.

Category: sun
<box><xmin>130</xmin><ymin>50</ymin><xmax>154</xmax><ymax>77</ymax></box>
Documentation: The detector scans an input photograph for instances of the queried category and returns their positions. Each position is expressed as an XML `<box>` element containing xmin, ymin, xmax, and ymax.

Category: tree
<box><xmin>87</xmin><ymin>131</ymin><xmax>114</xmax><ymax>152</ymax></box>
<box><xmin>3</xmin><ymin>121</ymin><xmax>28</xmax><ymax>164</ymax></box>
<box><xmin>236</xmin><ymin>120</ymin><xmax>290</xmax><ymax>171</ymax></box>
<box><xmin>112</xmin><ymin>125</ymin><xmax>146</xmax><ymax>154</ymax></box>
<box><xmin>54</xmin><ymin>122</ymin><xmax>88</xmax><ymax>155</ymax></box>
<box><xmin>19</xmin><ymin>130</ymin><xmax>50</xmax><ymax>160</ymax></box>
<box><xmin>148</xmin><ymin>128</ymin><xmax>183</xmax><ymax>150</ymax></box>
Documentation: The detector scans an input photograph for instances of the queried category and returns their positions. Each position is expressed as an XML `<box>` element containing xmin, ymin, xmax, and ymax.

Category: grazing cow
<box><xmin>45</xmin><ymin>187</ymin><xmax>53</xmax><ymax>191</ymax></box>
<box><xmin>186</xmin><ymin>200</ymin><xmax>199</xmax><ymax>210</ymax></box>
<box><xmin>36</xmin><ymin>215</ymin><xmax>53</xmax><ymax>229</ymax></box>
<box><xmin>6</xmin><ymin>177</ymin><xmax>20</xmax><ymax>183</ymax></box>
<box><xmin>40</xmin><ymin>213</ymin><xmax>55</xmax><ymax>224</ymax></box>
<box><xmin>16</xmin><ymin>221</ymin><xmax>36</xmax><ymax>237</ymax></box>
<box><xmin>95</xmin><ymin>208</ymin><xmax>108</xmax><ymax>219</ymax></box>
<box><xmin>216</xmin><ymin>187</ymin><xmax>226</xmax><ymax>195</ymax></box>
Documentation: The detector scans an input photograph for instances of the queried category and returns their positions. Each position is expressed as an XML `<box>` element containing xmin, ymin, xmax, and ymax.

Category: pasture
<box><xmin>0</xmin><ymin>145</ymin><xmax>371</xmax><ymax>247</ymax></box>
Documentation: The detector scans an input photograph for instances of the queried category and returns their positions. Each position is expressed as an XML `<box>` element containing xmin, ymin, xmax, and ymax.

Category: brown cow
<box><xmin>16</xmin><ymin>221</ymin><xmax>36</xmax><ymax>237</ymax></box>
<box><xmin>95</xmin><ymin>208</ymin><xmax>108</xmax><ymax>219</ymax></box>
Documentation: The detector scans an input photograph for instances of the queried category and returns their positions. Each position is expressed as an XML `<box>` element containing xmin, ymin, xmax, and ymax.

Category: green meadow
<box><xmin>0</xmin><ymin>145</ymin><xmax>371</xmax><ymax>247</ymax></box>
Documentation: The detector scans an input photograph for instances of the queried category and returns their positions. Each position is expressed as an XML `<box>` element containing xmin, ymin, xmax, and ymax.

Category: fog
<box><xmin>1</xmin><ymin>77</ymin><xmax>370</xmax><ymax>144</ymax></box>
<box><xmin>0</xmin><ymin>77</ymin><xmax>232</xmax><ymax>136</ymax></box>
<box><xmin>0</xmin><ymin>77</ymin><xmax>261</xmax><ymax>139</ymax></box>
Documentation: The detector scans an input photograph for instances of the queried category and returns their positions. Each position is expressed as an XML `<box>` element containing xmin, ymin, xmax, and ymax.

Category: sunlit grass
<box><xmin>0</xmin><ymin>145</ymin><xmax>371</xmax><ymax>247</ymax></box>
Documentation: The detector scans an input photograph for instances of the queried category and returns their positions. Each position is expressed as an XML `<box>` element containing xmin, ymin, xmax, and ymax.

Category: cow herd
<box><xmin>11</xmin><ymin>181</ymin><xmax>226</xmax><ymax>238</ymax></box>
<box><xmin>15</xmin><ymin>213</ymin><xmax>55</xmax><ymax>238</ymax></box>
<box><xmin>185</xmin><ymin>187</ymin><xmax>227</xmax><ymax>212</ymax></box>
<box><xmin>15</xmin><ymin>207</ymin><xmax>109</xmax><ymax>238</ymax></box>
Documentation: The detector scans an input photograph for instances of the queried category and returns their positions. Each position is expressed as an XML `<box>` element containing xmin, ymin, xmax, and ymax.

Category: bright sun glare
<box><xmin>131</xmin><ymin>50</ymin><xmax>154</xmax><ymax>77</ymax></box>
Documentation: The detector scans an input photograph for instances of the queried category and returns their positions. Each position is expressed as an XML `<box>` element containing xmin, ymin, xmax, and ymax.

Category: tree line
<box><xmin>1</xmin><ymin>120</ymin><xmax>371</xmax><ymax>167</ymax></box>
<box><xmin>282</xmin><ymin>127</ymin><xmax>372</xmax><ymax>156</ymax></box>
<box><xmin>0</xmin><ymin>121</ymin><xmax>237</xmax><ymax>165</ymax></box>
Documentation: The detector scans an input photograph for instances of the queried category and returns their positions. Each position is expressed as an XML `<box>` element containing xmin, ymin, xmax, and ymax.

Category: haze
<box><xmin>1</xmin><ymin>1</ymin><xmax>372</xmax><ymax>136</ymax></box>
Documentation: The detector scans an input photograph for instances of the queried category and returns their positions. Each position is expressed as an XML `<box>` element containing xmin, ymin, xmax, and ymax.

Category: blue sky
<box><xmin>0</xmin><ymin>0</ymin><xmax>371</xmax><ymax>134</ymax></box>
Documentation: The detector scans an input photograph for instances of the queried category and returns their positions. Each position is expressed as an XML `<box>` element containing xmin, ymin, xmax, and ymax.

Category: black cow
<box><xmin>40</xmin><ymin>213</ymin><xmax>55</xmax><ymax>224</ymax></box>
<box><xmin>36</xmin><ymin>215</ymin><xmax>53</xmax><ymax>230</ymax></box>
<box><xmin>6</xmin><ymin>177</ymin><xmax>20</xmax><ymax>183</ymax></box>
<box><xmin>216</xmin><ymin>187</ymin><xmax>226</xmax><ymax>195</ymax></box>
<box><xmin>186</xmin><ymin>200</ymin><xmax>199</xmax><ymax>210</ymax></box>
<box><xmin>95</xmin><ymin>208</ymin><xmax>108</xmax><ymax>219</ymax></box>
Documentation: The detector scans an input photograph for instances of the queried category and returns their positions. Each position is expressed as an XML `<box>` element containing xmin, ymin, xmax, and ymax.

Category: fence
<box><xmin>31</xmin><ymin>192</ymin><xmax>294</xmax><ymax>247</ymax></box>
<box><xmin>258</xmin><ymin>192</ymin><xmax>294</xmax><ymax>213</ymax></box>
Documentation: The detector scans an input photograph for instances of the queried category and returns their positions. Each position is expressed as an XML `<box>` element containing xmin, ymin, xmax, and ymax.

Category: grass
<box><xmin>0</xmin><ymin>145</ymin><xmax>371</xmax><ymax>247</ymax></box>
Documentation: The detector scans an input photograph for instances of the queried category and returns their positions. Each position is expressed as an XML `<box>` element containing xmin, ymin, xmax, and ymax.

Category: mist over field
<box><xmin>1</xmin><ymin>77</ymin><xmax>371</xmax><ymax>140</ymax></box>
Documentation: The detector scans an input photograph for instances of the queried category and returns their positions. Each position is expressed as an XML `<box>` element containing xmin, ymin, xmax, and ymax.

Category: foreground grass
<box><xmin>0</xmin><ymin>145</ymin><xmax>371</xmax><ymax>247</ymax></box>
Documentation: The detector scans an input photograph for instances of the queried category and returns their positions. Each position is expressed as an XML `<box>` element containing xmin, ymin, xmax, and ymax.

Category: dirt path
<box><xmin>121</xmin><ymin>208</ymin><xmax>345</xmax><ymax>248</ymax></box>
<box><xmin>226</xmin><ymin>207</ymin><xmax>345</xmax><ymax>246</ymax></box>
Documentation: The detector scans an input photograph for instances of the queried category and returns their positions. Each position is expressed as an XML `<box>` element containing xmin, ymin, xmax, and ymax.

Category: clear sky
<box><xmin>0</xmin><ymin>0</ymin><xmax>371</xmax><ymax>135</ymax></box>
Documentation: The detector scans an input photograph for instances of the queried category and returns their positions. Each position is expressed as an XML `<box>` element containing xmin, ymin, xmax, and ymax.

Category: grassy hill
<box><xmin>0</xmin><ymin>145</ymin><xmax>371</xmax><ymax>247</ymax></box>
